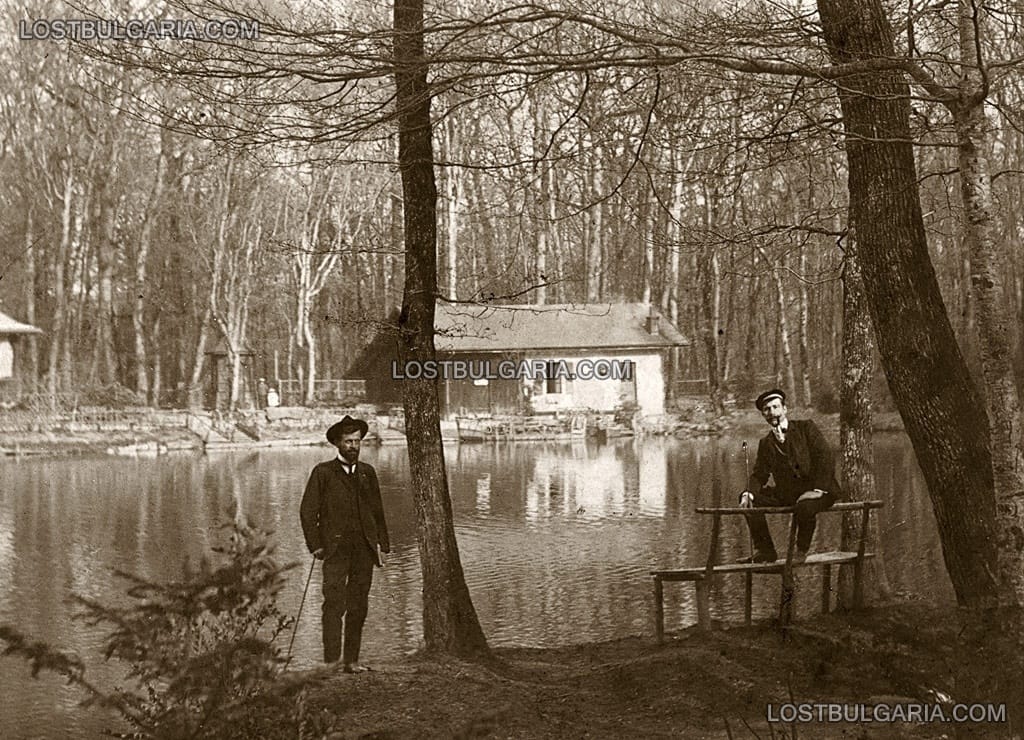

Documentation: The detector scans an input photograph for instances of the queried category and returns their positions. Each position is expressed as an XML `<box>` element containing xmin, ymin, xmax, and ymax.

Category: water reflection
<box><xmin>0</xmin><ymin>433</ymin><xmax>948</xmax><ymax>738</ymax></box>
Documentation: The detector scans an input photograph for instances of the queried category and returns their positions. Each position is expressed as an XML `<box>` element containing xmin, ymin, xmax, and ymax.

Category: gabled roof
<box><xmin>0</xmin><ymin>311</ymin><xmax>42</xmax><ymax>335</ymax></box>
<box><xmin>435</xmin><ymin>302</ymin><xmax>688</xmax><ymax>353</ymax></box>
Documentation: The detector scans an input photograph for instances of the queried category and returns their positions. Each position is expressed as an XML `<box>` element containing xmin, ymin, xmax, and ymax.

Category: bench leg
<box><xmin>779</xmin><ymin>568</ymin><xmax>795</xmax><ymax>628</ymax></box>
<box><xmin>744</xmin><ymin>572</ymin><xmax>753</xmax><ymax>626</ymax></box>
<box><xmin>853</xmin><ymin>559</ymin><xmax>865</xmax><ymax>609</ymax></box>
<box><xmin>654</xmin><ymin>577</ymin><xmax>664</xmax><ymax>643</ymax></box>
<box><xmin>821</xmin><ymin>564</ymin><xmax>832</xmax><ymax>614</ymax></box>
<box><xmin>695</xmin><ymin>581</ymin><xmax>711</xmax><ymax>630</ymax></box>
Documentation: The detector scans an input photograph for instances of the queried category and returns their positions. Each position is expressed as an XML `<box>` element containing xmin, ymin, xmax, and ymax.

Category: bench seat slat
<box><xmin>695</xmin><ymin>500</ymin><xmax>883</xmax><ymax>515</ymax></box>
<box><xmin>651</xmin><ymin>551</ymin><xmax>874</xmax><ymax>580</ymax></box>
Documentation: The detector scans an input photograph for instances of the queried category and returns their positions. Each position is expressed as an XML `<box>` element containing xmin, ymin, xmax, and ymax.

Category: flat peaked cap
<box><xmin>754</xmin><ymin>389</ymin><xmax>787</xmax><ymax>411</ymax></box>
<box><xmin>326</xmin><ymin>415</ymin><xmax>369</xmax><ymax>444</ymax></box>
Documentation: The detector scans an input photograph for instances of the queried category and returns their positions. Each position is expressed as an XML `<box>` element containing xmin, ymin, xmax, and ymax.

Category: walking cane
<box><xmin>742</xmin><ymin>441</ymin><xmax>753</xmax><ymax>557</ymax></box>
<box><xmin>286</xmin><ymin>554</ymin><xmax>317</xmax><ymax>665</ymax></box>
<box><xmin>742</xmin><ymin>440</ymin><xmax>755</xmax><ymax>625</ymax></box>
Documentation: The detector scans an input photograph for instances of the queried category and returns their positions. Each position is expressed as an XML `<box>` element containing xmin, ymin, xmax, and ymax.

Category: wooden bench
<box><xmin>651</xmin><ymin>500</ymin><xmax>883</xmax><ymax>641</ymax></box>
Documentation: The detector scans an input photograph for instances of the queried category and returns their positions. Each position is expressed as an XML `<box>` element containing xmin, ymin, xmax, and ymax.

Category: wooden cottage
<box><xmin>350</xmin><ymin>303</ymin><xmax>688</xmax><ymax>419</ymax></box>
<box><xmin>0</xmin><ymin>310</ymin><xmax>42</xmax><ymax>404</ymax></box>
<box><xmin>433</xmin><ymin>303</ymin><xmax>687</xmax><ymax>418</ymax></box>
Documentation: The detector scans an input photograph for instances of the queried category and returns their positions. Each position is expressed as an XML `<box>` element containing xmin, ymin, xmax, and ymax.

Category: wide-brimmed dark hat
<box><xmin>755</xmin><ymin>388</ymin><xmax>787</xmax><ymax>412</ymax></box>
<box><xmin>326</xmin><ymin>415</ymin><xmax>369</xmax><ymax>444</ymax></box>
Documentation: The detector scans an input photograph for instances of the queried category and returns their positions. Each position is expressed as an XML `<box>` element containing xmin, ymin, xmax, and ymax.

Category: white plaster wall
<box><xmin>527</xmin><ymin>350</ymin><xmax>665</xmax><ymax>416</ymax></box>
<box><xmin>630</xmin><ymin>353</ymin><xmax>664</xmax><ymax>416</ymax></box>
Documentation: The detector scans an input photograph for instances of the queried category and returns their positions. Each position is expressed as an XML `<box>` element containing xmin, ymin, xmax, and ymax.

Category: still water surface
<box><xmin>0</xmin><ymin>434</ymin><xmax>951</xmax><ymax>738</ymax></box>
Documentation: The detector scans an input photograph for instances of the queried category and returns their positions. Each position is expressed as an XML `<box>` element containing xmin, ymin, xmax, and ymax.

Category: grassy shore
<box><xmin>247</xmin><ymin>601</ymin><xmax>1017</xmax><ymax>739</ymax></box>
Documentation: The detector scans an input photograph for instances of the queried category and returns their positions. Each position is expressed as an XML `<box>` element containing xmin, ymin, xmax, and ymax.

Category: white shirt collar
<box><xmin>336</xmin><ymin>454</ymin><xmax>356</xmax><ymax>471</ymax></box>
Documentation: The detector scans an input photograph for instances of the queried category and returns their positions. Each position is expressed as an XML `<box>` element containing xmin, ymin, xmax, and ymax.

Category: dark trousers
<box><xmin>744</xmin><ymin>487</ymin><xmax>836</xmax><ymax>554</ymax></box>
<box><xmin>321</xmin><ymin>537</ymin><xmax>375</xmax><ymax>664</ymax></box>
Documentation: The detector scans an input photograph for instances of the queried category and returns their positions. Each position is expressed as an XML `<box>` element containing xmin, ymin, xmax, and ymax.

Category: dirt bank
<box><xmin>246</xmin><ymin>602</ymin><xmax>1018</xmax><ymax>739</ymax></box>
<box><xmin>0</xmin><ymin>427</ymin><xmax>203</xmax><ymax>457</ymax></box>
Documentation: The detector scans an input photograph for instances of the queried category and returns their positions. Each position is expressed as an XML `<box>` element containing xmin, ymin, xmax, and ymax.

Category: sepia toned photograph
<box><xmin>1</xmin><ymin>0</ymin><xmax>1022</xmax><ymax>737</ymax></box>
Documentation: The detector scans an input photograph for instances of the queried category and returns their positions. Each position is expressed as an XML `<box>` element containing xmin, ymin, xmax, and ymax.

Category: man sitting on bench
<box><xmin>738</xmin><ymin>389</ymin><xmax>841</xmax><ymax>564</ymax></box>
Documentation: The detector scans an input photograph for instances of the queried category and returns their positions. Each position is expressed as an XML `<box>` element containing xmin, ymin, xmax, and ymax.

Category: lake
<box><xmin>0</xmin><ymin>433</ymin><xmax>952</xmax><ymax>738</ymax></box>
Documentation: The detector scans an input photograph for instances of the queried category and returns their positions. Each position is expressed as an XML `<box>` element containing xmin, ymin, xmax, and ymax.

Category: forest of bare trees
<box><xmin>2</xmin><ymin>1</ymin><xmax>1021</xmax><ymax>417</ymax></box>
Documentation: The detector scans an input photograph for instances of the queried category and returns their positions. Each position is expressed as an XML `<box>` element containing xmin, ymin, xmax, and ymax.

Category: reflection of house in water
<box><xmin>475</xmin><ymin>473</ymin><xmax>491</xmax><ymax>514</ymax></box>
<box><xmin>638</xmin><ymin>443</ymin><xmax>668</xmax><ymax>516</ymax></box>
<box><xmin>524</xmin><ymin>442</ymin><xmax>669</xmax><ymax>522</ymax></box>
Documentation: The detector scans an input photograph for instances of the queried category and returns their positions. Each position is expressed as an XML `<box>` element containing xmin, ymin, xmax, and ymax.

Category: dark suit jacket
<box><xmin>745</xmin><ymin>419</ymin><xmax>841</xmax><ymax>504</ymax></box>
<box><xmin>300</xmin><ymin>458</ymin><xmax>390</xmax><ymax>560</ymax></box>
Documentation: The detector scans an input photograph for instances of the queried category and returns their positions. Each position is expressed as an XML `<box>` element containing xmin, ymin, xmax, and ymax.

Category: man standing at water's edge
<box><xmin>300</xmin><ymin>415</ymin><xmax>390</xmax><ymax>672</ymax></box>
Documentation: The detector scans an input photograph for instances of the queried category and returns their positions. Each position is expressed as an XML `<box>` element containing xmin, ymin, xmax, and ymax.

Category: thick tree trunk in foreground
<box><xmin>699</xmin><ymin>245</ymin><xmax>724</xmax><ymax>415</ymax></box>
<box><xmin>954</xmin><ymin>0</ymin><xmax>1024</xmax><ymax>608</ymax></box>
<box><xmin>394</xmin><ymin>0</ymin><xmax>489</xmax><ymax>657</ymax></box>
<box><xmin>817</xmin><ymin>0</ymin><xmax>1000</xmax><ymax>609</ymax></box>
<box><xmin>838</xmin><ymin>234</ymin><xmax>891</xmax><ymax>607</ymax></box>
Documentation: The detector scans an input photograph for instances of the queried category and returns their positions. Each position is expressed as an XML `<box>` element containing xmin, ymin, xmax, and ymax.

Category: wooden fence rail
<box><xmin>275</xmin><ymin>379</ymin><xmax>366</xmax><ymax>406</ymax></box>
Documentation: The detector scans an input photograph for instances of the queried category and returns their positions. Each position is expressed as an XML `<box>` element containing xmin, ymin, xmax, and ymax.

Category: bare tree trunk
<box><xmin>48</xmin><ymin>167</ymin><xmax>75</xmax><ymax>403</ymax></box>
<box><xmin>24</xmin><ymin>208</ymin><xmax>38</xmax><ymax>387</ymax></box>
<box><xmin>95</xmin><ymin>185</ymin><xmax>119</xmax><ymax>386</ymax></box>
<box><xmin>700</xmin><ymin>189</ymin><xmax>724</xmax><ymax>414</ymax></box>
<box><xmin>394</xmin><ymin>0</ymin><xmax>489</xmax><ymax>657</ymax></box>
<box><xmin>546</xmin><ymin>163</ymin><xmax>561</xmax><ymax>303</ymax></box>
<box><xmin>534</xmin><ymin>101</ymin><xmax>548</xmax><ymax>305</ymax></box>
<box><xmin>304</xmin><ymin>314</ymin><xmax>316</xmax><ymax>406</ymax></box>
<box><xmin>798</xmin><ymin>246</ymin><xmax>813</xmax><ymax>407</ymax></box>
<box><xmin>134</xmin><ymin>130</ymin><xmax>169</xmax><ymax>403</ymax></box>
<box><xmin>838</xmin><ymin>233</ymin><xmax>891</xmax><ymax>607</ymax></box>
<box><xmin>389</xmin><ymin>188</ymin><xmax>403</xmax><ymax>315</ymax></box>
<box><xmin>444</xmin><ymin>117</ymin><xmax>459</xmax><ymax>299</ymax></box>
<box><xmin>665</xmin><ymin>147</ymin><xmax>683</xmax><ymax>327</ymax></box>
<box><xmin>818</xmin><ymin>0</ymin><xmax>999</xmax><ymax>609</ymax></box>
<box><xmin>585</xmin><ymin>141</ymin><xmax>603</xmax><ymax>302</ymax></box>
<box><xmin>642</xmin><ymin>201</ymin><xmax>654</xmax><ymax>305</ymax></box>
<box><xmin>699</xmin><ymin>247</ymin><xmax>724</xmax><ymax>414</ymax></box>
<box><xmin>722</xmin><ymin>248</ymin><xmax>737</xmax><ymax>383</ymax></box>
<box><xmin>955</xmin><ymin>0</ymin><xmax>1024</xmax><ymax>607</ymax></box>
<box><xmin>758</xmin><ymin>246</ymin><xmax>798</xmax><ymax>398</ymax></box>
<box><xmin>187</xmin><ymin>304</ymin><xmax>211</xmax><ymax>407</ymax></box>
<box><xmin>743</xmin><ymin>274</ymin><xmax>762</xmax><ymax>396</ymax></box>
<box><xmin>150</xmin><ymin>315</ymin><xmax>162</xmax><ymax>406</ymax></box>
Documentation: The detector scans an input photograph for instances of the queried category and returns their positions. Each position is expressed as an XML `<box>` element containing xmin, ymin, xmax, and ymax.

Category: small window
<box><xmin>545</xmin><ymin>360</ymin><xmax>565</xmax><ymax>394</ymax></box>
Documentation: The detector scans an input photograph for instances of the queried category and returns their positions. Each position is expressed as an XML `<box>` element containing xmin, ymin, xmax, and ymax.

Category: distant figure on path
<box><xmin>737</xmin><ymin>389</ymin><xmax>841</xmax><ymax>564</ymax></box>
<box><xmin>300</xmin><ymin>415</ymin><xmax>390</xmax><ymax>672</ymax></box>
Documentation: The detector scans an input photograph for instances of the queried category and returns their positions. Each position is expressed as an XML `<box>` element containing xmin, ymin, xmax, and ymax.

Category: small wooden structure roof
<box><xmin>0</xmin><ymin>311</ymin><xmax>42</xmax><ymax>335</ymax></box>
<box><xmin>205</xmin><ymin>336</ymin><xmax>255</xmax><ymax>356</ymax></box>
<box><xmin>434</xmin><ymin>302</ymin><xmax>688</xmax><ymax>354</ymax></box>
